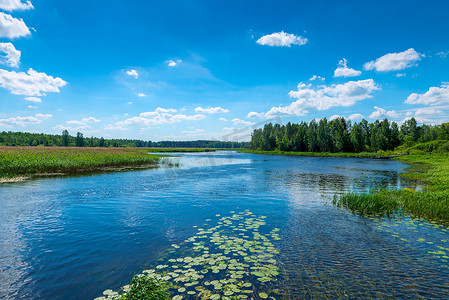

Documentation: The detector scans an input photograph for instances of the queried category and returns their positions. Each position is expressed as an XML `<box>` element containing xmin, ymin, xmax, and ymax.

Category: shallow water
<box><xmin>1</xmin><ymin>151</ymin><xmax>448</xmax><ymax>299</ymax></box>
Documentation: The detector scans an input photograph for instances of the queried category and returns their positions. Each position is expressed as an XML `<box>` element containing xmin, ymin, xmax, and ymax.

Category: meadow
<box><xmin>0</xmin><ymin>146</ymin><xmax>164</xmax><ymax>181</ymax></box>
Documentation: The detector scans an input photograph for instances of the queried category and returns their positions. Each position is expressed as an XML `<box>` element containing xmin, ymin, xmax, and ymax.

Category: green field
<box><xmin>0</xmin><ymin>146</ymin><xmax>165</xmax><ymax>181</ymax></box>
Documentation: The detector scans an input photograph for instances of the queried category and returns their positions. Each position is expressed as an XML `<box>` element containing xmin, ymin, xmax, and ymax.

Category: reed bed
<box><xmin>0</xmin><ymin>146</ymin><xmax>163</xmax><ymax>179</ymax></box>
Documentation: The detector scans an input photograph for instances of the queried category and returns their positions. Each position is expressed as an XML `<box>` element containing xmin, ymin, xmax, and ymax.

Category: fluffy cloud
<box><xmin>405</xmin><ymin>83</ymin><xmax>449</xmax><ymax>106</ymax></box>
<box><xmin>67</xmin><ymin>117</ymin><xmax>101</xmax><ymax>126</ymax></box>
<box><xmin>194</xmin><ymin>106</ymin><xmax>229</xmax><ymax>114</ymax></box>
<box><xmin>334</xmin><ymin>58</ymin><xmax>361</xmax><ymax>78</ymax></box>
<box><xmin>0</xmin><ymin>113</ymin><xmax>51</xmax><ymax>127</ymax></box>
<box><xmin>126</xmin><ymin>69</ymin><xmax>138</xmax><ymax>78</ymax></box>
<box><xmin>0</xmin><ymin>0</ymin><xmax>34</xmax><ymax>11</ymax></box>
<box><xmin>414</xmin><ymin>107</ymin><xmax>443</xmax><ymax>117</ymax></box>
<box><xmin>263</xmin><ymin>79</ymin><xmax>379</xmax><ymax>117</ymax></box>
<box><xmin>0</xmin><ymin>12</ymin><xmax>30</xmax><ymax>38</ymax></box>
<box><xmin>369</xmin><ymin>106</ymin><xmax>401</xmax><ymax>119</ymax></box>
<box><xmin>309</xmin><ymin>75</ymin><xmax>325</xmax><ymax>81</ymax></box>
<box><xmin>137</xmin><ymin>93</ymin><xmax>147</xmax><ymax>97</ymax></box>
<box><xmin>364</xmin><ymin>48</ymin><xmax>423</xmax><ymax>72</ymax></box>
<box><xmin>232</xmin><ymin>118</ymin><xmax>254</xmax><ymax>126</ymax></box>
<box><xmin>257</xmin><ymin>31</ymin><xmax>308</xmax><ymax>47</ymax></box>
<box><xmin>104</xmin><ymin>124</ymin><xmax>127</xmax><ymax>131</ymax></box>
<box><xmin>348</xmin><ymin>113</ymin><xmax>365</xmax><ymax>121</ymax></box>
<box><xmin>247</xmin><ymin>112</ymin><xmax>264</xmax><ymax>119</ymax></box>
<box><xmin>116</xmin><ymin>108</ymin><xmax>205</xmax><ymax>127</ymax></box>
<box><xmin>219</xmin><ymin>118</ymin><xmax>228</xmax><ymax>122</ymax></box>
<box><xmin>0</xmin><ymin>68</ymin><xmax>67</xmax><ymax>96</ymax></box>
<box><xmin>24</xmin><ymin>96</ymin><xmax>41</xmax><ymax>102</ymax></box>
<box><xmin>167</xmin><ymin>59</ymin><xmax>182</xmax><ymax>67</ymax></box>
<box><xmin>0</xmin><ymin>42</ymin><xmax>20</xmax><ymax>67</ymax></box>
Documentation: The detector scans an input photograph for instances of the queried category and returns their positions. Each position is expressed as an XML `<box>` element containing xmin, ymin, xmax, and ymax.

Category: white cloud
<box><xmin>405</xmin><ymin>83</ymin><xmax>449</xmax><ymax>106</ymax></box>
<box><xmin>104</xmin><ymin>124</ymin><xmax>127</xmax><ymax>131</ymax></box>
<box><xmin>219</xmin><ymin>117</ymin><xmax>228</xmax><ymax>122</ymax></box>
<box><xmin>436</xmin><ymin>51</ymin><xmax>449</xmax><ymax>58</ymax></box>
<box><xmin>137</xmin><ymin>93</ymin><xmax>146</xmax><ymax>97</ymax></box>
<box><xmin>0</xmin><ymin>0</ymin><xmax>34</xmax><ymax>11</ymax></box>
<box><xmin>67</xmin><ymin>120</ymin><xmax>85</xmax><ymax>125</ymax></box>
<box><xmin>369</xmin><ymin>106</ymin><xmax>401</xmax><ymax>119</ymax></box>
<box><xmin>0</xmin><ymin>113</ymin><xmax>51</xmax><ymax>127</ymax></box>
<box><xmin>54</xmin><ymin>124</ymin><xmax>91</xmax><ymax>131</ymax></box>
<box><xmin>264</xmin><ymin>79</ymin><xmax>379</xmax><ymax>117</ymax></box>
<box><xmin>181</xmin><ymin>129</ymin><xmax>205</xmax><ymax>135</ymax></box>
<box><xmin>127</xmin><ymin>101</ymin><xmax>133</xmax><ymax>105</ymax></box>
<box><xmin>194</xmin><ymin>106</ymin><xmax>229</xmax><ymax>114</ymax></box>
<box><xmin>256</xmin><ymin>31</ymin><xmax>308</xmax><ymax>47</ymax></box>
<box><xmin>396</xmin><ymin>73</ymin><xmax>406</xmax><ymax>78</ymax></box>
<box><xmin>24</xmin><ymin>96</ymin><xmax>41</xmax><ymax>102</ymax></box>
<box><xmin>82</xmin><ymin>117</ymin><xmax>100</xmax><ymax>123</ymax></box>
<box><xmin>309</xmin><ymin>75</ymin><xmax>325</xmax><ymax>81</ymax></box>
<box><xmin>27</xmin><ymin>105</ymin><xmax>37</xmax><ymax>109</ymax></box>
<box><xmin>364</xmin><ymin>48</ymin><xmax>423</xmax><ymax>72</ymax></box>
<box><xmin>414</xmin><ymin>107</ymin><xmax>443</xmax><ymax>117</ymax></box>
<box><xmin>0</xmin><ymin>12</ymin><xmax>30</xmax><ymax>38</ymax></box>
<box><xmin>329</xmin><ymin>115</ymin><xmax>341</xmax><ymax>121</ymax></box>
<box><xmin>0</xmin><ymin>42</ymin><xmax>20</xmax><ymax>67</ymax></box>
<box><xmin>126</xmin><ymin>69</ymin><xmax>138</xmax><ymax>78</ymax></box>
<box><xmin>232</xmin><ymin>118</ymin><xmax>254</xmax><ymax>126</ymax></box>
<box><xmin>348</xmin><ymin>113</ymin><xmax>364</xmax><ymax>121</ymax></box>
<box><xmin>0</xmin><ymin>68</ymin><xmax>66</xmax><ymax>96</ymax></box>
<box><xmin>116</xmin><ymin>108</ymin><xmax>205</xmax><ymax>127</ymax></box>
<box><xmin>167</xmin><ymin>59</ymin><xmax>182</xmax><ymax>67</ymax></box>
<box><xmin>334</xmin><ymin>58</ymin><xmax>361</xmax><ymax>78</ymax></box>
<box><xmin>247</xmin><ymin>112</ymin><xmax>264</xmax><ymax>119</ymax></box>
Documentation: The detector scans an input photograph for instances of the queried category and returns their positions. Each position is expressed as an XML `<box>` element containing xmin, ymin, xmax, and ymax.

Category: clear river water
<box><xmin>1</xmin><ymin>151</ymin><xmax>449</xmax><ymax>299</ymax></box>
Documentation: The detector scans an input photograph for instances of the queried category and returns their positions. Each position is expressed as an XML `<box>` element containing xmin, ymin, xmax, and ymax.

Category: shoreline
<box><xmin>239</xmin><ymin>149</ymin><xmax>406</xmax><ymax>159</ymax></box>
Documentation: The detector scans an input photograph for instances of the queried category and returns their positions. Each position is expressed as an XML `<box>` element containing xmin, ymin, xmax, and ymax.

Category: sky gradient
<box><xmin>0</xmin><ymin>0</ymin><xmax>449</xmax><ymax>141</ymax></box>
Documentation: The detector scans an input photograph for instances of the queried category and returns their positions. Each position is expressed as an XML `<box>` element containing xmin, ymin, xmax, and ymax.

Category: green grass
<box><xmin>239</xmin><ymin>149</ymin><xmax>396</xmax><ymax>159</ymax></box>
<box><xmin>119</xmin><ymin>275</ymin><xmax>169</xmax><ymax>300</ymax></box>
<box><xmin>333</xmin><ymin>153</ymin><xmax>449</xmax><ymax>222</ymax></box>
<box><xmin>0</xmin><ymin>146</ymin><xmax>164</xmax><ymax>180</ymax></box>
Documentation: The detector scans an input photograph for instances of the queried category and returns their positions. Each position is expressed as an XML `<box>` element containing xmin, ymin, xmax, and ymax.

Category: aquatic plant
<box><xmin>0</xmin><ymin>147</ymin><xmax>163</xmax><ymax>179</ymax></box>
<box><xmin>96</xmin><ymin>211</ymin><xmax>282</xmax><ymax>300</ymax></box>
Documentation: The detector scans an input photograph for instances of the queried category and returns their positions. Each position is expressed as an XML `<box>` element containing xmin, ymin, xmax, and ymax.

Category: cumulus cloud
<box><xmin>263</xmin><ymin>79</ymin><xmax>379</xmax><ymax>117</ymax></box>
<box><xmin>334</xmin><ymin>58</ymin><xmax>361</xmax><ymax>78</ymax></box>
<box><xmin>194</xmin><ymin>106</ymin><xmax>229</xmax><ymax>114</ymax></box>
<box><xmin>0</xmin><ymin>0</ymin><xmax>34</xmax><ymax>11</ymax></box>
<box><xmin>364</xmin><ymin>48</ymin><xmax>423</xmax><ymax>72</ymax></box>
<box><xmin>27</xmin><ymin>105</ymin><xmax>37</xmax><ymax>109</ymax></box>
<box><xmin>116</xmin><ymin>108</ymin><xmax>205</xmax><ymax>127</ymax></box>
<box><xmin>219</xmin><ymin>117</ymin><xmax>228</xmax><ymax>122</ymax></box>
<box><xmin>54</xmin><ymin>124</ymin><xmax>91</xmax><ymax>131</ymax></box>
<box><xmin>0</xmin><ymin>68</ymin><xmax>67</xmax><ymax>96</ymax></box>
<box><xmin>232</xmin><ymin>118</ymin><xmax>254</xmax><ymax>126</ymax></box>
<box><xmin>247</xmin><ymin>112</ymin><xmax>264</xmax><ymax>119</ymax></box>
<box><xmin>137</xmin><ymin>93</ymin><xmax>146</xmax><ymax>97</ymax></box>
<box><xmin>348</xmin><ymin>113</ymin><xmax>365</xmax><ymax>121</ymax></box>
<box><xmin>0</xmin><ymin>113</ymin><xmax>51</xmax><ymax>127</ymax></box>
<box><xmin>257</xmin><ymin>31</ymin><xmax>308</xmax><ymax>47</ymax></box>
<box><xmin>67</xmin><ymin>117</ymin><xmax>101</xmax><ymax>126</ymax></box>
<box><xmin>309</xmin><ymin>75</ymin><xmax>325</xmax><ymax>81</ymax></box>
<box><xmin>126</xmin><ymin>69</ymin><xmax>138</xmax><ymax>78</ymax></box>
<box><xmin>414</xmin><ymin>107</ymin><xmax>444</xmax><ymax>117</ymax></box>
<box><xmin>167</xmin><ymin>59</ymin><xmax>182</xmax><ymax>67</ymax></box>
<box><xmin>0</xmin><ymin>12</ymin><xmax>30</xmax><ymax>38</ymax></box>
<box><xmin>369</xmin><ymin>106</ymin><xmax>401</xmax><ymax>119</ymax></box>
<box><xmin>0</xmin><ymin>42</ymin><xmax>20</xmax><ymax>67</ymax></box>
<box><xmin>24</xmin><ymin>96</ymin><xmax>41</xmax><ymax>102</ymax></box>
<box><xmin>405</xmin><ymin>83</ymin><xmax>449</xmax><ymax>106</ymax></box>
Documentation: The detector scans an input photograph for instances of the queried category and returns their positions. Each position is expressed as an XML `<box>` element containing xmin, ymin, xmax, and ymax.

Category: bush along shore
<box><xmin>333</xmin><ymin>154</ymin><xmax>449</xmax><ymax>222</ymax></box>
<box><xmin>0</xmin><ymin>146</ymin><xmax>166</xmax><ymax>182</ymax></box>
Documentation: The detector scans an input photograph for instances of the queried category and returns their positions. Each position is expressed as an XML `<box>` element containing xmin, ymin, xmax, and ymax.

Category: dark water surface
<box><xmin>1</xmin><ymin>151</ymin><xmax>449</xmax><ymax>299</ymax></box>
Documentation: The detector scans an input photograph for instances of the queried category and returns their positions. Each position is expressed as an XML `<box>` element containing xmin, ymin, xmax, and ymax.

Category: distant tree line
<box><xmin>0</xmin><ymin>130</ymin><xmax>250</xmax><ymax>149</ymax></box>
<box><xmin>250</xmin><ymin>117</ymin><xmax>449</xmax><ymax>152</ymax></box>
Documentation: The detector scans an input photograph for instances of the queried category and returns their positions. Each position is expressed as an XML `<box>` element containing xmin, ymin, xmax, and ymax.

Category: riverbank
<box><xmin>239</xmin><ymin>149</ymin><xmax>402</xmax><ymax>159</ymax></box>
<box><xmin>333</xmin><ymin>154</ymin><xmax>449</xmax><ymax>221</ymax></box>
<box><xmin>0</xmin><ymin>147</ymin><xmax>165</xmax><ymax>182</ymax></box>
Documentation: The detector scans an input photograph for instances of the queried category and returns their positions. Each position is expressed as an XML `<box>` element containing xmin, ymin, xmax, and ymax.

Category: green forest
<box><xmin>250</xmin><ymin>117</ymin><xmax>449</xmax><ymax>153</ymax></box>
<box><xmin>0</xmin><ymin>130</ymin><xmax>250</xmax><ymax>149</ymax></box>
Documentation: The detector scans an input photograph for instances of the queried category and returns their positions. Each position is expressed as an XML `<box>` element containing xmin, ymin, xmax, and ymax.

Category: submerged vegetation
<box><xmin>96</xmin><ymin>211</ymin><xmax>281</xmax><ymax>300</ymax></box>
<box><xmin>0</xmin><ymin>146</ymin><xmax>164</xmax><ymax>180</ymax></box>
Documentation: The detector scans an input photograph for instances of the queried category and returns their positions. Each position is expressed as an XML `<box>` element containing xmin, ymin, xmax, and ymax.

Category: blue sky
<box><xmin>0</xmin><ymin>0</ymin><xmax>449</xmax><ymax>141</ymax></box>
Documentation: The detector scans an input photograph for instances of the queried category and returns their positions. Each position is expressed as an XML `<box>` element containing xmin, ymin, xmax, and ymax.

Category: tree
<box><xmin>75</xmin><ymin>132</ymin><xmax>85</xmax><ymax>147</ymax></box>
<box><xmin>62</xmin><ymin>130</ymin><xmax>70</xmax><ymax>146</ymax></box>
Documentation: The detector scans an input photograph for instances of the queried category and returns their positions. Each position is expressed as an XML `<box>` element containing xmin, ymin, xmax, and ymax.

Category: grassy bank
<box><xmin>0</xmin><ymin>146</ymin><xmax>164</xmax><ymax>181</ymax></box>
<box><xmin>146</xmin><ymin>148</ymin><xmax>216</xmax><ymax>153</ymax></box>
<box><xmin>333</xmin><ymin>154</ymin><xmax>449</xmax><ymax>221</ymax></box>
<box><xmin>239</xmin><ymin>149</ymin><xmax>398</xmax><ymax>159</ymax></box>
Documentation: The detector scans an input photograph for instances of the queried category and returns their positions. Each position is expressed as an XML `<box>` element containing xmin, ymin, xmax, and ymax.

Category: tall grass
<box><xmin>333</xmin><ymin>153</ymin><xmax>449</xmax><ymax>221</ymax></box>
<box><xmin>0</xmin><ymin>146</ymin><xmax>163</xmax><ymax>179</ymax></box>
